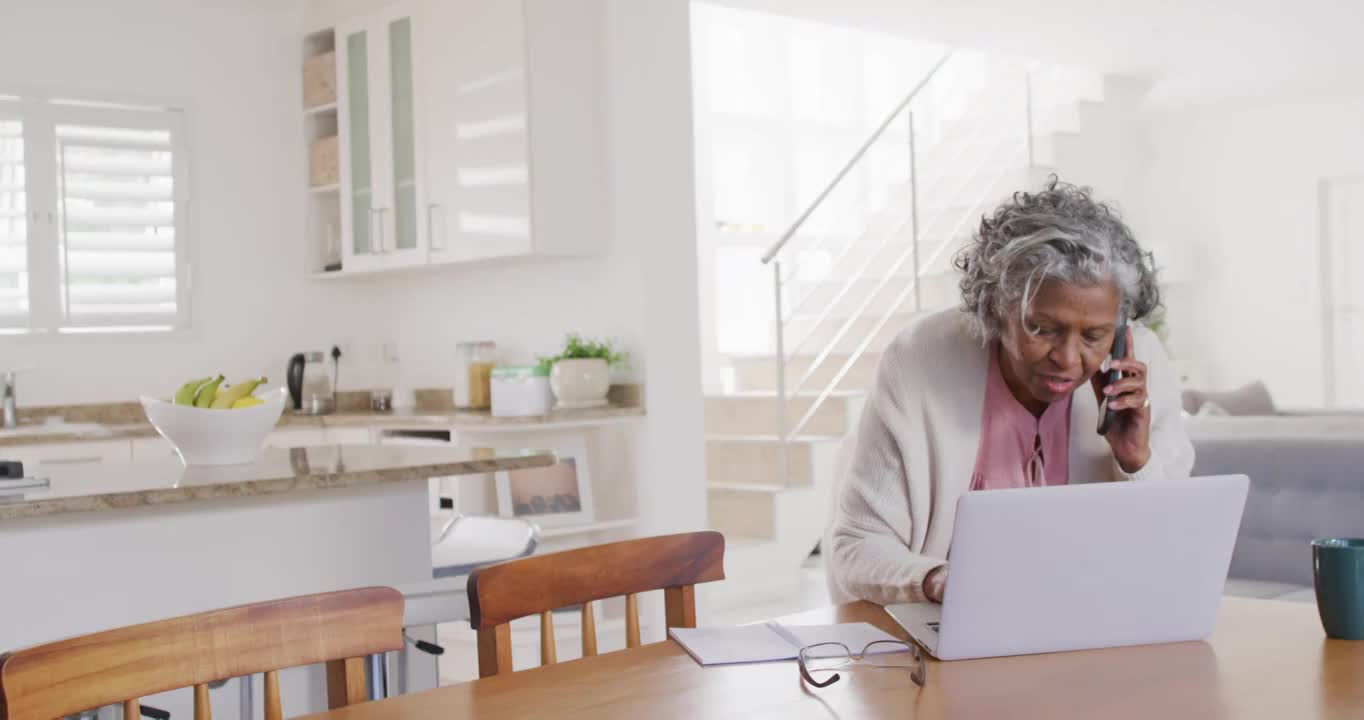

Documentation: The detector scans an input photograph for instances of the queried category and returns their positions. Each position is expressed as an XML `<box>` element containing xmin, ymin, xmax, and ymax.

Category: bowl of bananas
<box><xmin>141</xmin><ymin>376</ymin><xmax>285</xmax><ymax>466</ymax></box>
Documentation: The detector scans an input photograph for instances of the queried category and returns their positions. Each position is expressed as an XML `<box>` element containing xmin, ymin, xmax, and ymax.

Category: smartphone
<box><xmin>1096</xmin><ymin>317</ymin><xmax>1129</xmax><ymax>435</ymax></box>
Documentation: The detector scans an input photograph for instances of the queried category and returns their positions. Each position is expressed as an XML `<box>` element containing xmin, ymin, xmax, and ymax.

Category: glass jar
<box><xmin>454</xmin><ymin>341</ymin><xmax>497</xmax><ymax>409</ymax></box>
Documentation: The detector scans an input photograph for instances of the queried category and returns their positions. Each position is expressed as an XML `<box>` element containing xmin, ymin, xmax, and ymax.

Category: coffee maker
<box><xmin>287</xmin><ymin>350</ymin><xmax>336</xmax><ymax>414</ymax></box>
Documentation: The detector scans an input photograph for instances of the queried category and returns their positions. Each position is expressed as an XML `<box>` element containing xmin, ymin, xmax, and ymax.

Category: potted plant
<box><xmin>538</xmin><ymin>334</ymin><xmax>628</xmax><ymax>409</ymax></box>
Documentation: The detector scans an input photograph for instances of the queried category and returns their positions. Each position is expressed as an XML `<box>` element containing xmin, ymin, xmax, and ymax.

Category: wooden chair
<box><xmin>0</xmin><ymin>587</ymin><xmax>403</xmax><ymax>720</ymax></box>
<box><xmin>467</xmin><ymin>531</ymin><xmax>725</xmax><ymax>678</ymax></box>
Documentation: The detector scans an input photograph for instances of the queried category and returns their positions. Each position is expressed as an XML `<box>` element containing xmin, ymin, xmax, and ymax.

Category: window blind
<box><xmin>0</xmin><ymin>116</ymin><xmax>28</xmax><ymax>328</ymax></box>
<box><xmin>56</xmin><ymin>121</ymin><xmax>179</xmax><ymax>328</ymax></box>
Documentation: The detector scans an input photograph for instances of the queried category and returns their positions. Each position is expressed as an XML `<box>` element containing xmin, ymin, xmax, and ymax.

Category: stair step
<box><xmin>704</xmin><ymin>389</ymin><xmax>860</xmax><ymax>437</ymax></box>
<box><xmin>789</xmin><ymin>312</ymin><xmax>914</xmax><ymax>357</ymax></box>
<box><xmin>705</xmin><ymin>433</ymin><xmax>844</xmax><ymax>492</ymax></box>
<box><xmin>705</xmin><ymin>435</ymin><xmax>822</xmax><ymax>487</ymax></box>
<box><xmin>788</xmin><ymin>268</ymin><xmax>959</xmax><ymax>314</ymax></box>
<box><xmin>708</xmin><ymin>481</ymin><xmax>786</xmax><ymax>493</ymax></box>
<box><xmin>729</xmin><ymin>352</ymin><xmax>883</xmax><ymax>392</ymax></box>
<box><xmin>708</xmin><ymin>484</ymin><xmax>779</xmax><ymax>540</ymax></box>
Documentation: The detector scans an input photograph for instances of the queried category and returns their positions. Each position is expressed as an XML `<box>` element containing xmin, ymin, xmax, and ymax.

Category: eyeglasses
<box><xmin>798</xmin><ymin>640</ymin><xmax>926</xmax><ymax>688</ymax></box>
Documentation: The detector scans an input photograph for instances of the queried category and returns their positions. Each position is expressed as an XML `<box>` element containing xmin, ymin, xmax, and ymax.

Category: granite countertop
<box><xmin>0</xmin><ymin>399</ymin><xmax>646</xmax><ymax>448</ymax></box>
<box><xmin>0</xmin><ymin>445</ymin><xmax>555</xmax><ymax>520</ymax></box>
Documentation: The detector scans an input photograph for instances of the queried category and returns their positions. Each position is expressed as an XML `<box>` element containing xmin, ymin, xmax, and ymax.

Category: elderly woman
<box><xmin>826</xmin><ymin>179</ymin><xmax>1194</xmax><ymax>606</ymax></box>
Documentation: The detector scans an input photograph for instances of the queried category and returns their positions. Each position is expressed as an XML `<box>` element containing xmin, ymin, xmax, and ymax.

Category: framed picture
<box><xmin>496</xmin><ymin>437</ymin><xmax>595</xmax><ymax>529</ymax></box>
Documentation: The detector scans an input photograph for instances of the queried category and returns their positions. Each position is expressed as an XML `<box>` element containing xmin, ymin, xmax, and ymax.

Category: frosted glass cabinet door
<box><xmin>422</xmin><ymin>0</ymin><xmax>534</xmax><ymax>264</ymax></box>
<box><xmin>376</xmin><ymin>7</ymin><xmax>428</xmax><ymax>267</ymax></box>
<box><xmin>336</xmin><ymin>20</ymin><xmax>383</xmax><ymax>272</ymax></box>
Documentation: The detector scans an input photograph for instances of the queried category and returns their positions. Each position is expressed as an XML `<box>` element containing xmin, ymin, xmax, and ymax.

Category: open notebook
<box><xmin>668</xmin><ymin>621</ymin><xmax>906</xmax><ymax>666</ymax></box>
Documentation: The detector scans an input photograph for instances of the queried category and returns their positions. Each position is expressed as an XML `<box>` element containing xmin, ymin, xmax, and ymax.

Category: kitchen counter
<box><xmin>0</xmin><ymin>445</ymin><xmax>554</xmax><ymax>520</ymax></box>
<box><xmin>0</xmin><ymin>402</ymin><xmax>646</xmax><ymax>448</ymax></box>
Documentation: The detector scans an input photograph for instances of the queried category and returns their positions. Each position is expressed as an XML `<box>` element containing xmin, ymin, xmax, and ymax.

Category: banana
<box><xmin>211</xmin><ymin>377</ymin><xmax>267</xmax><ymax>409</ymax></box>
<box><xmin>173</xmin><ymin>376</ymin><xmax>212</xmax><ymax>406</ymax></box>
<box><xmin>193</xmin><ymin>375</ymin><xmax>225</xmax><ymax>408</ymax></box>
<box><xmin>231</xmin><ymin>396</ymin><xmax>264</xmax><ymax>409</ymax></box>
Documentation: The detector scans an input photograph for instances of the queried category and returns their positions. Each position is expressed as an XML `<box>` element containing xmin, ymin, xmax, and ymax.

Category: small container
<box><xmin>303</xmin><ymin>51</ymin><xmax>337</xmax><ymax>109</ymax></box>
<box><xmin>490</xmin><ymin>365</ymin><xmax>554</xmax><ymax>418</ymax></box>
<box><xmin>454</xmin><ymin>341</ymin><xmax>497</xmax><ymax>409</ymax></box>
<box><xmin>310</xmin><ymin>135</ymin><xmax>339</xmax><ymax>187</ymax></box>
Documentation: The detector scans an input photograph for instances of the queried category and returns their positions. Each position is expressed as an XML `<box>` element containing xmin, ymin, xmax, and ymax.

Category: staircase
<box><xmin>702</xmin><ymin>51</ymin><xmax>1147</xmax><ymax>607</ymax></box>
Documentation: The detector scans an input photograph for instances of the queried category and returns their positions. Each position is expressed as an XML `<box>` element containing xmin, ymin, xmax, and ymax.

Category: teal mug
<box><xmin>1313</xmin><ymin>538</ymin><xmax>1364</xmax><ymax>640</ymax></box>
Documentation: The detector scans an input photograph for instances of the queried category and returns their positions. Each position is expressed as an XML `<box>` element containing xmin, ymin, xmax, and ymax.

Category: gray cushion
<box><xmin>1183</xmin><ymin>381</ymin><xmax>1276</xmax><ymax>416</ymax></box>
<box><xmin>1192</xmin><ymin>434</ymin><xmax>1364</xmax><ymax>586</ymax></box>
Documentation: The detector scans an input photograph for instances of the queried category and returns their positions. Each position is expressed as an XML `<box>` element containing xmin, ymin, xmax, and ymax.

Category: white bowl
<box><xmin>140</xmin><ymin>387</ymin><xmax>287</xmax><ymax>466</ymax></box>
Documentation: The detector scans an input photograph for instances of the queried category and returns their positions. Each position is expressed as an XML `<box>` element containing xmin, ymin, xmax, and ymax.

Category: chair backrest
<box><xmin>0</xmin><ymin>587</ymin><xmax>403</xmax><ymax>720</ymax></box>
<box><xmin>467</xmin><ymin>531</ymin><xmax>725</xmax><ymax>678</ymax></box>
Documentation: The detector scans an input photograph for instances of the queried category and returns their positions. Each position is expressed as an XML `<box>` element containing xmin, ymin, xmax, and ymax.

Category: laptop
<box><xmin>885</xmin><ymin>475</ymin><xmax>1248</xmax><ymax>661</ymax></box>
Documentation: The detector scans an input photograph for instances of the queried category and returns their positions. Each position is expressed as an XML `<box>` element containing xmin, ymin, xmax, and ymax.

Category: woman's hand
<box><xmin>1091</xmin><ymin>326</ymin><xmax>1152</xmax><ymax>473</ymax></box>
<box><xmin>924</xmin><ymin>565</ymin><xmax>948</xmax><ymax>603</ymax></box>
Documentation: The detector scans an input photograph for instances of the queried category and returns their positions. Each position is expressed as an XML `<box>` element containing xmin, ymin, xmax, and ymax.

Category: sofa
<box><xmin>1186</xmin><ymin>392</ymin><xmax>1364</xmax><ymax>602</ymax></box>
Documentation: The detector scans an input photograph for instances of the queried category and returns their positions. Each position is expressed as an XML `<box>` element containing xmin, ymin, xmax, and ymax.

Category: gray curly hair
<box><xmin>953</xmin><ymin>178</ymin><xmax>1159</xmax><ymax>341</ymax></box>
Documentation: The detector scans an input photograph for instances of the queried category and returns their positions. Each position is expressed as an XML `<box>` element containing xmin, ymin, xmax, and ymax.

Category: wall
<box><xmin>1145</xmin><ymin>94</ymin><xmax>1364</xmax><ymax>406</ymax></box>
<box><xmin>600</xmin><ymin>0</ymin><xmax>706</xmax><ymax>535</ymax></box>
<box><xmin>0</xmin><ymin>0</ymin><xmax>381</xmax><ymax>406</ymax></box>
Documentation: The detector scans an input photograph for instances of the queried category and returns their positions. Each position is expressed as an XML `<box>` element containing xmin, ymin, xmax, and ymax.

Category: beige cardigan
<box><xmin>825</xmin><ymin>308</ymin><xmax>1196</xmax><ymax>605</ymax></box>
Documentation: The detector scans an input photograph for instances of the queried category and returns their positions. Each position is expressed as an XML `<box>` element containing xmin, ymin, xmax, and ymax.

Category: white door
<box><xmin>422</xmin><ymin>0</ymin><xmax>534</xmax><ymax>264</ymax></box>
<box><xmin>1323</xmin><ymin>177</ymin><xmax>1364</xmax><ymax>407</ymax></box>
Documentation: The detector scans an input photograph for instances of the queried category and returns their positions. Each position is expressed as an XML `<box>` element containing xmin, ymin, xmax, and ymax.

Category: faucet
<box><xmin>2</xmin><ymin>370</ymin><xmax>16</xmax><ymax>429</ymax></box>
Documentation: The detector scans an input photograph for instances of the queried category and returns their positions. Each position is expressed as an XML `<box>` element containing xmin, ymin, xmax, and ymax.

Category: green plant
<box><xmin>1142</xmin><ymin>305</ymin><xmax>1170</xmax><ymax>346</ymax></box>
<box><xmin>538</xmin><ymin>333</ymin><xmax>629</xmax><ymax>371</ymax></box>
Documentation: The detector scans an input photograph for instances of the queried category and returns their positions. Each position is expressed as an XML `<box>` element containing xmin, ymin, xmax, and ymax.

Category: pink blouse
<box><xmin>969</xmin><ymin>343</ymin><xmax>1071</xmax><ymax>491</ymax></box>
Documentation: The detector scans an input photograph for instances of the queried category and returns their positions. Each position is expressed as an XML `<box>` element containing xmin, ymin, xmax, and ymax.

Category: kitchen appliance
<box><xmin>287</xmin><ymin>351</ymin><xmax>336</xmax><ymax>414</ymax></box>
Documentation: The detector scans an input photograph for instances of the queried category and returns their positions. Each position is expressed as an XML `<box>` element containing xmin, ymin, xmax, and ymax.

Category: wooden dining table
<box><xmin>302</xmin><ymin>596</ymin><xmax>1364</xmax><ymax>719</ymax></box>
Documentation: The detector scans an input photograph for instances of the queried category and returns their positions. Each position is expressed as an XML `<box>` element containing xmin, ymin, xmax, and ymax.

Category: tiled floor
<box><xmin>435</xmin><ymin>554</ymin><xmax>831</xmax><ymax>685</ymax></box>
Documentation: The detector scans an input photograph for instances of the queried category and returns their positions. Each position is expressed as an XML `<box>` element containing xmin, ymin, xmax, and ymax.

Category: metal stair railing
<box><xmin>759</xmin><ymin>55</ymin><xmax>1038</xmax><ymax>483</ymax></box>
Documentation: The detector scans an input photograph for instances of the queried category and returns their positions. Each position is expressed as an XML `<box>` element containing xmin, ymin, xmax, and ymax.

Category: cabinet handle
<box><xmin>376</xmin><ymin>207</ymin><xmax>390</xmax><ymax>254</ymax></box>
<box><xmin>428</xmin><ymin>204</ymin><xmax>446</xmax><ymax>251</ymax></box>
<box><xmin>41</xmin><ymin>456</ymin><xmax>105</xmax><ymax>465</ymax></box>
<box><xmin>367</xmin><ymin>209</ymin><xmax>380</xmax><ymax>255</ymax></box>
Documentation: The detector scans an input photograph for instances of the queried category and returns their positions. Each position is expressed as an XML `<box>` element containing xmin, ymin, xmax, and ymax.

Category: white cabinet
<box><xmin>307</xmin><ymin>0</ymin><xmax>606</xmax><ymax>276</ymax></box>
<box><xmin>337</xmin><ymin>2</ymin><xmax>429</xmax><ymax>273</ymax></box>
<box><xmin>131</xmin><ymin>435</ymin><xmax>179</xmax><ymax>460</ymax></box>
<box><xmin>5</xmin><ymin>440</ymin><xmax>132</xmax><ymax>467</ymax></box>
<box><xmin>263</xmin><ymin>428</ymin><xmax>332</xmax><ymax>449</ymax></box>
<box><xmin>421</xmin><ymin>0</ymin><xmax>534</xmax><ymax>264</ymax></box>
<box><xmin>325</xmin><ymin>427</ymin><xmax>375</xmax><ymax>445</ymax></box>
<box><xmin>264</xmin><ymin>427</ymin><xmax>373</xmax><ymax>448</ymax></box>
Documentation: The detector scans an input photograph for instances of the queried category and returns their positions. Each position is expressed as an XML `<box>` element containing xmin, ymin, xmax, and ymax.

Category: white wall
<box><xmin>600</xmin><ymin>0</ymin><xmax>706</xmax><ymax>534</ymax></box>
<box><xmin>1145</xmin><ymin>94</ymin><xmax>1364</xmax><ymax>406</ymax></box>
<box><xmin>0</xmin><ymin>0</ymin><xmax>381</xmax><ymax>405</ymax></box>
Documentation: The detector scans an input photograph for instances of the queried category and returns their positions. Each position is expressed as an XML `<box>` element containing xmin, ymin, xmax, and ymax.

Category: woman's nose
<box><xmin>1049</xmin><ymin>336</ymin><xmax>1081</xmax><ymax>369</ymax></box>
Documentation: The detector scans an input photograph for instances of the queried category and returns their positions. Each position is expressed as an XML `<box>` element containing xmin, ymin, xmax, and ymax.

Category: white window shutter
<box><xmin>54</xmin><ymin>112</ymin><xmax>185</xmax><ymax>330</ymax></box>
<box><xmin>0</xmin><ymin>112</ymin><xmax>29</xmax><ymax>328</ymax></box>
<box><xmin>0</xmin><ymin>95</ymin><xmax>190</xmax><ymax>334</ymax></box>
